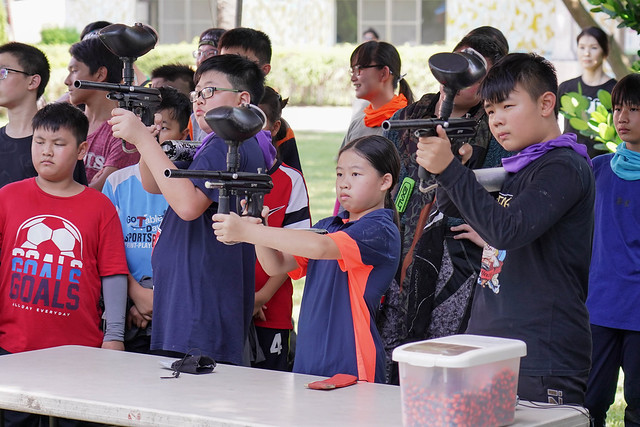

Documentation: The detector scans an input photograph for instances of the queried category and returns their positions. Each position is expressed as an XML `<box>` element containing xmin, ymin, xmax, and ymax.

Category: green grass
<box><xmin>296</xmin><ymin>131</ymin><xmax>343</xmax><ymax>223</ymax></box>
<box><xmin>606</xmin><ymin>370</ymin><xmax>625</xmax><ymax>426</ymax></box>
<box><xmin>290</xmin><ymin>131</ymin><xmax>343</xmax><ymax>326</ymax></box>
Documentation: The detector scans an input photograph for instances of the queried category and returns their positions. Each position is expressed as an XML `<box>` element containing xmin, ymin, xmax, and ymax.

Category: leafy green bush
<box><xmin>40</xmin><ymin>27</ymin><xmax>80</xmax><ymax>45</ymax></box>
<box><xmin>588</xmin><ymin>0</ymin><xmax>640</xmax><ymax>72</ymax></box>
<box><xmin>37</xmin><ymin>42</ymin><xmax>450</xmax><ymax>106</ymax></box>
<box><xmin>560</xmin><ymin>87</ymin><xmax>620</xmax><ymax>153</ymax></box>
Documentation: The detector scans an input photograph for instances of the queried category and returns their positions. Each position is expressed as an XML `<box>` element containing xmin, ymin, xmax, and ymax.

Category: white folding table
<box><xmin>0</xmin><ymin>346</ymin><xmax>590</xmax><ymax>426</ymax></box>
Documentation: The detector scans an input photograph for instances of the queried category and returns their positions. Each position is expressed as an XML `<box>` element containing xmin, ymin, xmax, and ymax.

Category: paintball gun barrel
<box><xmin>73</xmin><ymin>80</ymin><xmax>161</xmax><ymax>127</ymax></box>
<box><xmin>164</xmin><ymin>168</ymin><xmax>273</xmax><ymax>217</ymax></box>
<box><xmin>381</xmin><ymin>117</ymin><xmax>477</xmax><ymax>141</ymax></box>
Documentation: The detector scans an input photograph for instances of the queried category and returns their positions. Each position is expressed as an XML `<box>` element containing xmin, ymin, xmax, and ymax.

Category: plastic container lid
<box><xmin>392</xmin><ymin>334</ymin><xmax>527</xmax><ymax>368</ymax></box>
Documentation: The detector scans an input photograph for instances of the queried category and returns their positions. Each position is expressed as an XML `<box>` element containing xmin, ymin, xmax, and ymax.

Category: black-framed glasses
<box><xmin>349</xmin><ymin>64</ymin><xmax>384</xmax><ymax>77</ymax></box>
<box><xmin>189</xmin><ymin>87</ymin><xmax>241</xmax><ymax>103</ymax></box>
<box><xmin>0</xmin><ymin>67</ymin><xmax>32</xmax><ymax>80</ymax></box>
<box><xmin>192</xmin><ymin>47</ymin><xmax>218</xmax><ymax>60</ymax></box>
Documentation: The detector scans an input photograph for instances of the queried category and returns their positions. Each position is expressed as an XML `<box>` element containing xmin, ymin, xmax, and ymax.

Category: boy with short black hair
<box><xmin>103</xmin><ymin>86</ymin><xmax>191</xmax><ymax>353</ymax></box>
<box><xmin>218</xmin><ymin>27</ymin><xmax>272</xmax><ymax>75</ymax></box>
<box><xmin>584</xmin><ymin>73</ymin><xmax>640</xmax><ymax>425</ymax></box>
<box><xmin>150</xmin><ymin>64</ymin><xmax>195</xmax><ymax>96</ymax></box>
<box><xmin>64</xmin><ymin>37</ymin><xmax>139</xmax><ymax>190</ymax></box>
<box><xmin>109</xmin><ymin>54</ymin><xmax>266</xmax><ymax>365</ymax></box>
<box><xmin>0</xmin><ymin>102</ymin><xmax>128</xmax><ymax>427</ymax></box>
<box><xmin>0</xmin><ymin>42</ymin><xmax>86</xmax><ymax>188</ymax></box>
<box><xmin>0</xmin><ymin>102</ymin><xmax>128</xmax><ymax>355</ymax></box>
<box><xmin>416</xmin><ymin>53</ymin><xmax>594</xmax><ymax>404</ymax></box>
<box><xmin>218</xmin><ymin>27</ymin><xmax>303</xmax><ymax>172</ymax></box>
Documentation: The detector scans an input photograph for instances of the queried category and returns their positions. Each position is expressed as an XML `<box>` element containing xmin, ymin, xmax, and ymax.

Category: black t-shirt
<box><xmin>436</xmin><ymin>148</ymin><xmax>594</xmax><ymax>377</ymax></box>
<box><xmin>0</xmin><ymin>126</ymin><xmax>87</xmax><ymax>188</ymax></box>
<box><xmin>558</xmin><ymin>76</ymin><xmax>617</xmax><ymax>158</ymax></box>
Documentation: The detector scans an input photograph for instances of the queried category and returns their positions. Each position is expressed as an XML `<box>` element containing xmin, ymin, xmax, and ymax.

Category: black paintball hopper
<box><xmin>428</xmin><ymin>48</ymin><xmax>487</xmax><ymax>92</ymax></box>
<box><xmin>98</xmin><ymin>23</ymin><xmax>158</xmax><ymax>59</ymax></box>
<box><xmin>204</xmin><ymin>105</ymin><xmax>265</xmax><ymax>142</ymax></box>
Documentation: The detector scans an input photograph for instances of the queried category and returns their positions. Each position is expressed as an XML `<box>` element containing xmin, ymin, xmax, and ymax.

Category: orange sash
<box><xmin>363</xmin><ymin>94</ymin><xmax>408</xmax><ymax>128</ymax></box>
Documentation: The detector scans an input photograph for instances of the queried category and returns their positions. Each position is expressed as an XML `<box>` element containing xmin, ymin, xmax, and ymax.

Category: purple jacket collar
<box><xmin>501</xmin><ymin>133</ymin><xmax>592</xmax><ymax>173</ymax></box>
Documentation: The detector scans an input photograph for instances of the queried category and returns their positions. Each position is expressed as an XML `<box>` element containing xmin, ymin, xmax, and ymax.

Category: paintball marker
<box><xmin>74</xmin><ymin>23</ymin><xmax>162</xmax><ymax>153</ymax></box>
<box><xmin>164</xmin><ymin>105</ymin><xmax>273</xmax><ymax>220</ymax></box>
<box><xmin>382</xmin><ymin>48</ymin><xmax>487</xmax><ymax>192</ymax></box>
<box><xmin>160</xmin><ymin>140</ymin><xmax>203</xmax><ymax>162</ymax></box>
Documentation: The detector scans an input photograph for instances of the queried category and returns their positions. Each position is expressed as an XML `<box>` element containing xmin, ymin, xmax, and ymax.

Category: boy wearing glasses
<box><xmin>188</xmin><ymin>28</ymin><xmax>277</xmax><ymax>170</ymax></box>
<box><xmin>109</xmin><ymin>55</ymin><xmax>266</xmax><ymax>365</ymax></box>
<box><xmin>0</xmin><ymin>42</ymin><xmax>86</xmax><ymax>189</ymax></box>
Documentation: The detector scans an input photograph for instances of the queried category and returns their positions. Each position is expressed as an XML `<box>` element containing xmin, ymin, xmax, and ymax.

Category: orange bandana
<box><xmin>363</xmin><ymin>94</ymin><xmax>408</xmax><ymax>128</ymax></box>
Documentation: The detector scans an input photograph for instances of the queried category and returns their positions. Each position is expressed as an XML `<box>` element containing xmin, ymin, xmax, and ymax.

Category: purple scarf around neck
<box><xmin>501</xmin><ymin>133</ymin><xmax>593</xmax><ymax>173</ymax></box>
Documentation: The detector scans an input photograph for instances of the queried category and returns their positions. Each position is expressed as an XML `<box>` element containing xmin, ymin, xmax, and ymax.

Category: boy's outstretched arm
<box><xmin>212</xmin><ymin>212</ymin><xmax>341</xmax><ymax>274</ymax></box>
<box><xmin>109</xmin><ymin>108</ymin><xmax>211</xmax><ymax>221</ymax></box>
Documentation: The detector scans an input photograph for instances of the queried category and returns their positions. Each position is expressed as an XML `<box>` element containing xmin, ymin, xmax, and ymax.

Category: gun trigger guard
<box><xmin>121</xmin><ymin>140</ymin><xmax>138</xmax><ymax>154</ymax></box>
<box><xmin>418</xmin><ymin>180</ymin><xmax>438</xmax><ymax>194</ymax></box>
<box><xmin>413</xmin><ymin>128</ymin><xmax>436</xmax><ymax>138</ymax></box>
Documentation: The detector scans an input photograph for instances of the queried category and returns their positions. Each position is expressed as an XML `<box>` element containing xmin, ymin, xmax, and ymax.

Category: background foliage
<box><xmin>588</xmin><ymin>0</ymin><xmax>640</xmax><ymax>71</ymax></box>
<box><xmin>40</xmin><ymin>27</ymin><xmax>80</xmax><ymax>45</ymax></box>
<box><xmin>560</xmin><ymin>88</ymin><xmax>621</xmax><ymax>152</ymax></box>
<box><xmin>0</xmin><ymin>2</ymin><xmax>7</xmax><ymax>45</ymax></box>
<box><xmin>558</xmin><ymin>0</ymin><xmax>640</xmax><ymax>153</ymax></box>
<box><xmin>37</xmin><ymin>43</ymin><xmax>448</xmax><ymax>106</ymax></box>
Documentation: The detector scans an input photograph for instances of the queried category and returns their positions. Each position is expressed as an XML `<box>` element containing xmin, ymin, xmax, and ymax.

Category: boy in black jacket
<box><xmin>416</xmin><ymin>53</ymin><xmax>595</xmax><ymax>405</ymax></box>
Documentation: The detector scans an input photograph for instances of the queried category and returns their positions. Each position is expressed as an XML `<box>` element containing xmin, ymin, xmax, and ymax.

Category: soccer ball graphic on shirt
<box><xmin>17</xmin><ymin>215</ymin><xmax>82</xmax><ymax>260</ymax></box>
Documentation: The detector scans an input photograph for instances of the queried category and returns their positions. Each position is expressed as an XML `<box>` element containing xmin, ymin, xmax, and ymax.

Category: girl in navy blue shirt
<box><xmin>213</xmin><ymin>135</ymin><xmax>401</xmax><ymax>383</ymax></box>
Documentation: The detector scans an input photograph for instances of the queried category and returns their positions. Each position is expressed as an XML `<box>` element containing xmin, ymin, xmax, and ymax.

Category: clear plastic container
<box><xmin>392</xmin><ymin>334</ymin><xmax>527</xmax><ymax>427</ymax></box>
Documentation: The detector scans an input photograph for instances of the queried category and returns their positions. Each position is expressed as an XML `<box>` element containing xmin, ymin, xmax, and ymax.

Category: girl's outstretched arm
<box><xmin>212</xmin><ymin>212</ymin><xmax>341</xmax><ymax>275</ymax></box>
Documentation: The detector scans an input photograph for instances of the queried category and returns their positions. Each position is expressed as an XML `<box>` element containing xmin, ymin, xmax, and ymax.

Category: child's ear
<box><xmin>261</xmin><ymin>63</ymin><xmax>271</xmax><ymax>76</ymax></box>
<box><xmin>180</xmin><ymin>127</ymin><xmax>190</xmax><ymax>140</ymax></box>
<box><xmin>77</xmin><ymin>141</ymin><xmax>88</xmax><ymax>160</ymax></box>
<box><xmin>27</xmin><ymin>74</ymin><xmax>42</xmax><ymax>93</ymax></box>
<box><xmin>238</xmin><ymin>91</ymin><xmax>251</xmax><ymax>106</ymax></box>
<box><xmin>539</xmin><ymin>91</ymin><xmax>557</xmax><ymax>118</ymax></box>
<box><xmin>272</xmin><ymin>119</ymin><xmax>282</xmax><ymax>136</ymax></box>
<box><xmin>380</xmin><ymin>66</ymin><xmax>392</xmax><ymax>83</ymax></box>
<box><xmin>380</xmin><ymin>172</ymin><xmax>393</xmax><ymax>192</ymax></box>
<box><xmin>95</xmin><ymin>66</ymin><xmax>109</xmax><ymax>83</ymax></box>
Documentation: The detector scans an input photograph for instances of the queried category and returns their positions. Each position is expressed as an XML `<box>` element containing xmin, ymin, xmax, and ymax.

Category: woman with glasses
<box><xmin>334</xmin><ymin>41</ymin><xmax>413</xmax><ymax>215</ymax></box>
<box><xmin>344</xmin><ymin>41</ymin><xmax>414</xmax><ymax>146</ymax></box>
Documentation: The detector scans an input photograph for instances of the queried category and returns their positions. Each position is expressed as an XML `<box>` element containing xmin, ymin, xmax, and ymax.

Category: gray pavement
<box><xmin>282</xmin><ymin>106</ymin><xmax>352</xmax><ymax>133</ymax></box>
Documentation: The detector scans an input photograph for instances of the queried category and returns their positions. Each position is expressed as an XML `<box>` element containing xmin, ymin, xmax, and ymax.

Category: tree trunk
<box><xmin>217</xmin><ymin>0</ymin><xmax>237</xmax><ymax>29</ymax></box>
<box><xmin>560</xmin><ymin>0</ymin><xmax>631</xmax><ymax>78</ymax></box>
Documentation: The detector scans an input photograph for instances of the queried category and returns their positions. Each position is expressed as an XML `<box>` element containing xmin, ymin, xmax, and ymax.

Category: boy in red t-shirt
<box><xmin>0</xmin><ymin>102</ymin><xmax>128</xmax><ymax>356</ymax></box>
